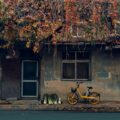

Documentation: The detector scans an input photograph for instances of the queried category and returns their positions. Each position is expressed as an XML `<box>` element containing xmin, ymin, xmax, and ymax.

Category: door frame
<box><xmin>21</xmin><ymin>60</ymin><xmax>39</xmax><ymax>98</ymax></box>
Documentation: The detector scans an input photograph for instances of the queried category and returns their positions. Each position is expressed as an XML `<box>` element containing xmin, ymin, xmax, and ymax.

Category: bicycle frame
<box><xmin>76</xmin><ymin>86</ymin><xmax>96</xmax><ymax>100</ymax></box>
<box><xmin>67</xmin><ymin>83</ymin><xmax>100</xmax><ymax>105</ymax></box>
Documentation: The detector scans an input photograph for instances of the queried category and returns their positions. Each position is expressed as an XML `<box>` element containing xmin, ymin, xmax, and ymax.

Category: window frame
<box><xmin>61</xmin><ymin>51</ymin><xmax>91</xmax><ymax>81</ymax></box>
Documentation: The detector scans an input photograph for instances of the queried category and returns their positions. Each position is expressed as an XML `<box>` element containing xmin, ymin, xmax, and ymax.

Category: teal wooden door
<box><xmin>21</xmin><ymin>60</ymin><xmax>38</xmax><ymax>97</ymax></box>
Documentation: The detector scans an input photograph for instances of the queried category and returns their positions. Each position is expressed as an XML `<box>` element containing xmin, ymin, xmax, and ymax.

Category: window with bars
<box><xmin>62</xmin><ymin>51</ymin><xmax>91</xmax><ymax>81</ymax></box>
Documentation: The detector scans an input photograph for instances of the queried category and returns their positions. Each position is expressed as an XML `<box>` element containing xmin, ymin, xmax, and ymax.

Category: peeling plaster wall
<box><xmin>91</xmin><ymin>50</ymin><xmax>120</xmax><ymax>101</ymax></box>
<box><xmin>41</xmin><ymin>48</ymin><xmax>120</xmax><ymax>101</ymax></box>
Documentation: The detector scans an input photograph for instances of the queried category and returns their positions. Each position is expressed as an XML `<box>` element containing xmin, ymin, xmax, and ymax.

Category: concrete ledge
<box><xmin>0</xmin><ymin>101</ymin><xmax>120</xmax><ymax>112</ymax></box>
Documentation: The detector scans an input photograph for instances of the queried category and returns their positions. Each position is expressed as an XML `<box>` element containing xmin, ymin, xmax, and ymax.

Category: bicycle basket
<box><xmin>71</xmin><ymin>88</ymin><xmax>77</xmax><ymax>93</ymax></box>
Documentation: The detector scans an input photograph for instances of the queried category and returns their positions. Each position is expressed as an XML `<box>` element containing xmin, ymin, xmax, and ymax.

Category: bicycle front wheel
<box><xmin>89</xmin><ymin>92</ymin><xmax>100</xmax><ymax>105</ymax></box>
<box><xmin>67</xmin><ymin>92</ymin><xmax>78</xmax><ymax>105</ymax></box>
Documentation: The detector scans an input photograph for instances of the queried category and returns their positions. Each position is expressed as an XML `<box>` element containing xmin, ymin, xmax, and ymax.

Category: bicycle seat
<box><xmin>87</xmin><ymin>86</ymin><xmax>93</xmax><ymax>89</ymax></box>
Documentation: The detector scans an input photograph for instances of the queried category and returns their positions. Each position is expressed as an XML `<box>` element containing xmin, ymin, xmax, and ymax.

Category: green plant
<box><xmin>42</xmin><ymin>94</ymin><xmax>49</xmax><ymax>103</ymax></box>
<box><xmin>50</xmin><ymin>94</ymin><xmax>58</xmax><ymax>101</ymax></box>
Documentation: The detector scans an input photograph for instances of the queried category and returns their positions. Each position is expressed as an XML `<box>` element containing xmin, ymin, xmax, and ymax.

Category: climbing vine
<box><xmin>0</xmin><ymin>0</ymin><xmax>120</xmax><ymax>53</ymax></box>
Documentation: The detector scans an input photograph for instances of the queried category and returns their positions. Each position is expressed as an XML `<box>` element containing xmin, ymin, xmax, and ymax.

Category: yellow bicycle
<box><xmin>67</xmin><ymin>82</ymin><xmax>100</xmax><ymax>105</ymax></box>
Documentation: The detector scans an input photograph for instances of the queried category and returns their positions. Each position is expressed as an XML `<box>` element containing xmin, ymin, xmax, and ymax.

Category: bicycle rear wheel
<box><xmin>67</xmin><ymin>92</ymin><xmax>78</xmax><ymax>105</ymax></box>
<box><xmin>89</xmin><ymin>92</ymin><xmax>100</xmax><ymax>105</ymax></box>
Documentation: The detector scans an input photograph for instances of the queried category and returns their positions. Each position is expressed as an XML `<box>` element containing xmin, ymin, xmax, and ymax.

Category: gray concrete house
<box><xmin>0</xmin><ymin>0</ymin><xmax>120</xmax><ymax>103</ymax></box>
<box><xmin>0</xmin><ymin>41</ymin><xmax>120</xmax><ymax>102</ymax></box>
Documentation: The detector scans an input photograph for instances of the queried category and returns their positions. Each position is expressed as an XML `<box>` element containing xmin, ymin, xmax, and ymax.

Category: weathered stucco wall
<box><xmin>41</xmin><ymin>48</ymin><xmax>120</xmax><ymax>101</ymax></box>
<box><xmin>91</xmin><ymin>50</ymin><xmax>120</xmax><ymax>101</ymax></box>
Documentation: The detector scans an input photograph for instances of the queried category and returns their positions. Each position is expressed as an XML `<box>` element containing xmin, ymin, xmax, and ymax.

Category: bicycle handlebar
<box><xmin>76</xmin><ymin>82</ymin><xmax>83</xmax><ymax>87</ymax></box>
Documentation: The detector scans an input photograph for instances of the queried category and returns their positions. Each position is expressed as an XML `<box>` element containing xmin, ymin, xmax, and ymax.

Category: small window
<box><xmin>23</xmin><ymin>61</ymin><xmax>37</xmax><ymax>80</ymax></box>
<box><xmin>62</xmin><ymin>51</ymin><xmax>90</xmax><ymax>81</ymax></box>
<box><xmin>77</xmin><ymin>62</ymin><xmax>89</xmax><ymax>80</ymax></box>
<box><xmin>63</xmin><ymin>63</ymin><xmax>75</xmax><ymax>79</ymax></box>
<box><xmin>23</xmin><ymin>82</ymin><xmax>37</xmax><ymax>96</ymax></box>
